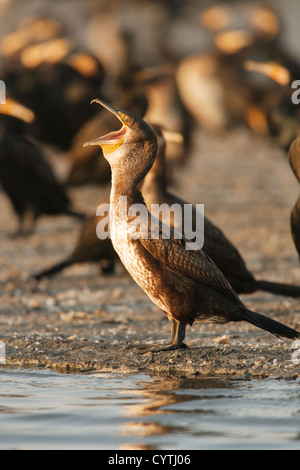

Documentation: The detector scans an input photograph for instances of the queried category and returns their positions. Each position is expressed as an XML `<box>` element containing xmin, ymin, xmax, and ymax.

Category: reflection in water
<box><xmin>119</xmin><ymin>376</ymin><xmax>234</xmax><ymax>449</ymax></box>
<box><xmin>0</xmin><ymin>368</ymin><xmax>299</xmax><ymax>450</ymax></box>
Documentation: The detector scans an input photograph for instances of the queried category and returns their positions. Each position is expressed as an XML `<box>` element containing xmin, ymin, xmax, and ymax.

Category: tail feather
<box><xmin>244</xmin><ymin>309</ymin><xmax>300</xmax><ymax>340</ymax></box>
<box><xmin>32</xmin><ymin>258</ymin><xmax>76</xmax><ymax>280</ymax></box>
<box><xmin>256</xmin><ymin>280</ymin><xmax>300</xmax><ymax>298</ymax></box>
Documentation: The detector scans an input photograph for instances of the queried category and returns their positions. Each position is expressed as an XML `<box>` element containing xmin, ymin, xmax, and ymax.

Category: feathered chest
<box><xmin>110</xmin><ymin>204</ymin><xmax>172</xmax><ymax>310</ymax></box>
<box><xmin>110</xmin><ymin>210</ymin><xmax>151</xmax><ymax>280</ymax></box>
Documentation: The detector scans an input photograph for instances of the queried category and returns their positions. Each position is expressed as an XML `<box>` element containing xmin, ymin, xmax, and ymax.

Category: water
<box><xmin>0</xmin><ymin>368</ymin><xmax>300</xmax><ymax>450</ymax></box>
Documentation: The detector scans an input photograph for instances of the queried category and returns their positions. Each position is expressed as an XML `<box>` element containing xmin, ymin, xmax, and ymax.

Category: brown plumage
<box><xmin>33</xmin><ymin>122</ymin><xmax>300</xmax><ymax>300</ymax></box>
<box><xmin>83</xmin><ymin>99</ymin><xmax>300</xmax><ymax>350</ymax></box>
<box><xmin>288</xmin><ymin>136</ymin><xmax>300</xmax><ymax>259</ymax></box>
<box><xmin>142</xmin><ymin>125</ymin><xmax>300</xmax><ymax>297</ymax></box>
<box><xmin>32</xmin><ymin>123</ymin><xmax>181</xmax><ymax>280</ymax></box>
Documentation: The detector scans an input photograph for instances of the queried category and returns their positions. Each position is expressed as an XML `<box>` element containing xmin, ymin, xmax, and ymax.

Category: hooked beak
<box><xmin>83</xmin><ymin>99</ymin><xmax>127</xmax><ymax>153</ymax></box>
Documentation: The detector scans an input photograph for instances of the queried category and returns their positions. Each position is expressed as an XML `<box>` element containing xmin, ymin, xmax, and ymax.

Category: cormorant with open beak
<box><xmin>83</xmin><ymin>99</ymin><xmax>300</xmax><ymax>350</ymax></box>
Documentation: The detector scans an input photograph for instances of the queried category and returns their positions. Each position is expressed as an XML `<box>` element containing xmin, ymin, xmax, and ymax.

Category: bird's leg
<box><xmin>132</xmin><ymin>319</ymin><xmax>188</xmax><ymax>353</ymax></box>
<box><xmin>168</xmin><ymin>319</ymin><xmax>187</xmax><ymax>350</ymax></box>
<box><xmin>170</xmin><ymin>317</ymin><xmax>177</xmax><ymax>343</ymax></box>
<box><xmin>100</xmin><ymin>259</ymin><xmax>115</xmax><ymax>275</ymax></box>
<box><xmin>11</xmin><ymin>215</ymin><xmax>27</xmax><ymax>238</ymax></box>
<box><xmin>23</xmin><ymin>208</ymin><xmax>37</xmax><ymax>235</ymax></box>
<box><xmin>139</xmin><ymin>319</ymin><xmax>188</xmax><ymax>353</ymax></box>
<box><xmin>13</xmin><ymin>210</ymin><xmax>36</xmax><ymax>237</ymax></box>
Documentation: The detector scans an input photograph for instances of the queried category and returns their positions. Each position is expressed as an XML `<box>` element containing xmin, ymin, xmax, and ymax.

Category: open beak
<box><xmin>83</xmin><ymin>99</ymin><xmax>127</xmax><ymax>154</ymax></box>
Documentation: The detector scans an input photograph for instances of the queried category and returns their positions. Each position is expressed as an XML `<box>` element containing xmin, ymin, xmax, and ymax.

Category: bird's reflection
<box><xmin>117</xmin><ymin>374</ymin><xmax>233</xmax><ymax>448</ymax></box>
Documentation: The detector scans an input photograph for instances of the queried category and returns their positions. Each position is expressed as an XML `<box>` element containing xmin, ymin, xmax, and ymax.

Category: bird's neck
<box><xmin>109</xmin><ymin>133</ymin><xmax>158</xmax><ymax>230</ymax></box>
<box><xmin>109</xmin><ymin>177</ymin><xmax>148</xmax><ymax>249</ymax></box>
<box><xmin>110</xmin><ymin>176</ymin><xmax>146</xmax><ymax>230</ymax></box>
<box><xmin>111</xmin><ymin>178</ymin><xmax>144</xmax><ymax>207</ymax></box>
<box><xmin>291</xmin><ymin>163</ymin><xmax>300</xmax><ymax>185</ymax></box>
<box><xmin>110</xmin><ymin>137</ymin><xmax>158</xmax><ymax>206</ymax></box>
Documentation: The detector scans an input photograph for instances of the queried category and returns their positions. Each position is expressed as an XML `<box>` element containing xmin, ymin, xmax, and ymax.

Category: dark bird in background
<box><xmin>175</xmin><ymin>3</ymin><xmax>281</xmax><ymax>135</ymax></box>
<box><xmin>176</xmin><ymin>2</ymin><xmax>300</xmax><ymax>141</ymax></box>
<box><xmin>32</xmin><ymin>197</ymin><xmax>117</xmax><ymax>280</ymax></box>
<box><xmin>1</xmin><ymin>16</ymin><xmax>105</xmax><ymax>150</ymax></box>
<box><xmin>243</xmin><ymin>59</ymin><xmax>300</xmax><ymax>152</ymax></box>
<box><xmin>83</xmin><ymin>99</ymin><xmax>300</xmax><ymax>350</ymax></box>
<box><xmin>200</xmin><ymin>2</ymin><xmax>300</xmax><ymax>151</ymax></box>
<box><xmin>288</xmin><ymin>136</ymin><xmax>300</xmax><ymax>259</ymax></box>
<box><xmin>141</xmin><ymin>67</ymin><xmax>193</xmax><ymax>165</ymax></box>
<box><xmin>0</xmin><ymin>99</ymin><xmax>85</xmax><ymax>235</ymax></box>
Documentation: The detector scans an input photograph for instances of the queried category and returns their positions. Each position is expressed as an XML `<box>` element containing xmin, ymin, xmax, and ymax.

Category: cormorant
<box><xmin>0</xmin><ymin>99</ymin><xmax>85</xmax><ymax>234</ymax></box>
<box><xmin>1</xmin><ymin>17</ymin><xmax>105</xmax><ymax>149</ymax></box>
<box><xmin>243</xmin><ymin>59</ymin><xmax>300</xmax><ymax>151</ymax></box>
<box><xmin>176</xmin><ymin>3</ymin><xmax>300</xmax><ymax>138</ymax></box>
<box><xmin>83</xmin><ymin>99</ymin><xmax>300</xmax><ymax>350</ymax></box>
<box><xmin>31</xmin><ymin>125</ymin><xmax>181</xmax><ymax>280</ymax></box>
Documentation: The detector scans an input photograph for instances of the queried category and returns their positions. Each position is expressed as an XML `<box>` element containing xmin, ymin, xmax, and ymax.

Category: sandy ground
<box><xmin>1</xmin><ymin>126</ymin><xmax>300</xmax><ymax>380</ymax></box>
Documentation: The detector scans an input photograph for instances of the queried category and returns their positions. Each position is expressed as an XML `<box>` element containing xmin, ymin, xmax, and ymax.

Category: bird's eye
<box><xmin>121</xmin><ymin>113</ymin><xmax>131</xmax><ymax>125</ymax></box>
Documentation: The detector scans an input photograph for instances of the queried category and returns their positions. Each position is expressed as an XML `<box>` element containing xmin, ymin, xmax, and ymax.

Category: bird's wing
<box><xmin>203</xmin><ymin>217</ymin><xmax>254</xmax><ymax>280</ymax></box>
<box><xmin>138</xmin><ymin>218</ymin><xmax>243</xmax><ymax>305</ymax></box>
<box><xmin>163</xmin><ymin>192</ymin><xmax>253</xmax><ymax>280</ymax></box>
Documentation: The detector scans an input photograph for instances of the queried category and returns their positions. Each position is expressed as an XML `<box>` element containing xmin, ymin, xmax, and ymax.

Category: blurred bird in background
<box><xmin>1</xmin><ymin>16</ymin><xmax>106</xmax><ymax>150</ymax></box>
<box><xmin>0</xmin><ymin>98</ymin><xmax>85</xmax><ymax>235</ymax></box>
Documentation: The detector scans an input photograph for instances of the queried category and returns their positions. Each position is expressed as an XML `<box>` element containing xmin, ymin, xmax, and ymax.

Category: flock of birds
<box><xmin>2</xmin><ymin>1</ymin><xmax>300</xmax><ymax>350</ymax></box>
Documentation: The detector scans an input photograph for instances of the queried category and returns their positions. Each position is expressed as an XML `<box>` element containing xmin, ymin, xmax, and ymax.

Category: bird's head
<box><xmin>83</xmin><ymin>99</ymin><xmax>158</xmax><ymax>187</ymax></box>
